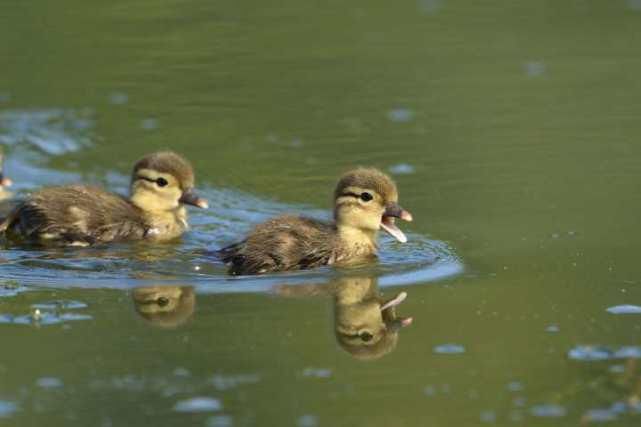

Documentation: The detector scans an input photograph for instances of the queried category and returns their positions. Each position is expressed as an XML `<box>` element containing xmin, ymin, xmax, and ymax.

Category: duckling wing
<box><xmin>2</xmin><ymin>185</ymin><xmax>147</xmax><ymax>245</ymax></box>
<box><xmin>219</xmin><ymin>215</ymin><xmax>337</xmax><ymax>275</ymax></box>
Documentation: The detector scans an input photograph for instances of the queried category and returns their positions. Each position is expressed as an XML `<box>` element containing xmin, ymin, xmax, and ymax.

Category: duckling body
<box><xmin>0</xmin><ymin>151</ymin><xmax>207</xmax><ymax>246</ymax></box>
<box><xmin>219</xmin><ymin>168</ymin><xmax>412</xmax><ymax>275</ymax></box>
<box><xmin>3</xmin><ymin>185</ymin><xmax>149</xmax><ymax>245</ymax></box>
<box><xmin>219</xmin><ymin>215</ymin><xmax>344</xmax><ymax>274</ymax></box>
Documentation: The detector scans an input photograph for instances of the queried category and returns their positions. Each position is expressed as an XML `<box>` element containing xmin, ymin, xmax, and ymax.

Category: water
<box><xmin>2</xmin><ymin>0</ymin><xmax>641</xmax><ymax>426</ymax></box>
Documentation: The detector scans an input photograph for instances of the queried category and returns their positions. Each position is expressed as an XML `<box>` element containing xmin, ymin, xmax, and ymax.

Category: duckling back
<box><xmin>1</xmin><ymin>185</ymin><xmax>147</xmax><ymax>246</ymax></box>
<box><xmin>219</xmin><ymin>215</ymin><xmax>339</xmax><ymax>275</ymax></box>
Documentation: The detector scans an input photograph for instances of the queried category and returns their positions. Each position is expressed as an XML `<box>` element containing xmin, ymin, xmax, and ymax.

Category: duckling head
<box><xmin>129</xmin><ymin>151</ymin><xmax>208</xmax><ymax>212</ymax></box>
<box><xmin>334</xmin><ymin>168</ymin><xmax>412</xmax><ymax>243</ymax></box>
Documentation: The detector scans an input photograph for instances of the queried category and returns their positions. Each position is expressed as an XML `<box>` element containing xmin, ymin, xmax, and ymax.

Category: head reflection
<box><xmin>276</xmin><ymin>275</ymin><xmax>413</xmax><ymax>360</ymax></box>
<box><xmin>132</xmin><ymin>285</ymin><xmax>195</xmax><ymax>328</ymax></box>
<box><xmin>332</xmin><ymin>275</ymin><xmax>413</xmax><ymax>360</ymax></box>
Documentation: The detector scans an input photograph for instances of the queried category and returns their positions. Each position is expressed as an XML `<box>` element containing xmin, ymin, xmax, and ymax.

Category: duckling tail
<box><xmin>0</xmin><ymin>209</ymin><xmax>16</xmax><ymax>233</ymax></box>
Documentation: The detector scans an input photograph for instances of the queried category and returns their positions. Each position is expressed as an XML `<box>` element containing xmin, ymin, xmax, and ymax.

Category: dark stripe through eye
<box><xmin>138</xmin><ymin>175</ymin><xmax>169</xmax><ymax>187</ymax></box>
<box><xmin>137</xmin><ymin>176</ymin><xmax>156</xmax><ymax>184</ymax></box>
<box><xmin>342</xmin><ymin>192</ymin><xmax>362</xmax><ymax>199</ymax></box>
<box><xmin>341</xmin><ymin>191</ymin><xmax>374</xmax><ymax>202</ymax></box>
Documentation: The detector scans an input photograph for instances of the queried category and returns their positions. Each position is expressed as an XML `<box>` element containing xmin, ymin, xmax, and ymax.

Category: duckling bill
<box><xmin>219</xmin><ymin>167</ymin><xmax>412</xmax><ymax>274</ymax></box>
<box><xmin>0</xmin><ymin>151</ymin><xmax>207</xmax><ymax>246</ymax></box>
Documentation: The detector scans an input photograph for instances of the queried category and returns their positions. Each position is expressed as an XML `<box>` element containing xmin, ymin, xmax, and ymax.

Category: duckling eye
<box><xmin>360</xmin><ymin>331</ymin><xmax>374</xmax><ymax>342</ymax></box>
<box><xmin>156</xmin><ymin>178</ymin><xmax>168</xmax><ymax>187</ymax></box>
<box><xmin>360</xmin><ymin>192</ymin><xmax>373</xmax><ymax>202</ymax></box>
<box><xmin>157</xmin><ymin>296</ymin><xmax>169</xmax><ymax>307</ymax></box>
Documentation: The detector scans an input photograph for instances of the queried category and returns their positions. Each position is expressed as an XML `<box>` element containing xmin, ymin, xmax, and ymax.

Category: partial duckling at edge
<box><xmin>219</xmin><ymin>167</ymin><xmax>412</xmax><ymax>275</ymax></box>
<box><xmin>0</xmin><ymin>151</ymin><xmax>208</xmax><ymax>246</ymax></box>
<box><xmin>0</xmin><ymin>147</ymin><xmax>13</xmax><ymax>202</ymax></box>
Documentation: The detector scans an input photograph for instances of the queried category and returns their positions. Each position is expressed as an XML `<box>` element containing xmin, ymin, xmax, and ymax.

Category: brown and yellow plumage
<box><xmin>0</xmin><ymin>151</ymin><xmax>207</xmax><ymax>246</ymax></box>
<box><xmin>219</xmin><ymin>168</ymin><xmax>412</xmax><ymax>275</ymax></box>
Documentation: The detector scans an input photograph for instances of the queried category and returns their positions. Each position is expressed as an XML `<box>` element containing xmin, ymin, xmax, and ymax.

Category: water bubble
<box><xmin>545</xmin><ymin>324</ymin><xmax>560</xmax><ymax>333</ymax></box>
<box><xmin>506</xmin><ymin>381</ymin><xmax>524</xmax><ymax>392</ymax></box>
<box><xmin>584</xmin><ymin>408</ymin><xmax>618</xmax><ymax>422</ymax></box>
<box><xmin>424</xmin><ymin>385</ymin><xmax>436</xmax><ymax>396</ymax></box>
<box><xmin>418</xmin><ymin>0</ymin><xmax>444</xmax><ymax>14</ymax></box>
<box><xmin>388</xmin><ymin>163</ymin><xmax>416</xmax><ymax>175</ymax></box>
<box><xmin>36</xmin><ymin>377</ymin><xmax>64</xmax><ymax>389</ymax></box>
<box><xmin>524</xmin><ymin>61</ymin><xmax>546</xmax><ymax>77</ymax></box>
<box><xmin>433</xmin><ymin>344</ymin><xmax>465</xmax><ymax>354</ymax></box>
<box><xmin>628</xmin><ymin>0</ymin><xmax>641</xmax><ymax>11</ymax></box>
<box><xmin>140</xmin><ymin>118</ymin><xmax>159</xmax><ymax>131</ymax></box>
<box><xmin>173</xmin><ymin>397</ymin><xmax>222</xmax><ymax>413</ymax></box>
<box><xmin>609</xmin><ymin>364</ymin><xmax>625</xmax><ymax>373</ymax></box>
<box><xmin>568</xmin><ymin>346</ymin><xmax>612</xmax><ymax>361</ymax></box>
<box><xmin>530</xmin><ymin>404</ymin><xmax>567</xmax><ymax>418</ymax></box>
<box><xmin>108</xmin><ymin>92</ymin><xmax>129</xmax><ymax>105</ymax></box>
<box><xmin>206</xmin><ymin>415</ymin><xmax>233</xmax><ymax>427</ymax></box>
<box><xmin>210</xmin><ymin>373</ymin><xmax>260</xmax><ymax>391</ymax></box>
<box><xmin>613</xmin><ymin>346</ymin><xmax>641</xmax><ymax>359</ymax></box>
<box><xmin>173</xmin><ymin>367</ymin><xmax>190</xmax><ymax>377</ymax></box>
<box><xmin>480</xmin><ymin>410</ymin><xmax>496</xmax><ymax>423</ymax></box>
<box><xmin>513</xmin><ymin>397</ymin><xmax>527</xmax><ymax>408</ymax></box>
<box><xmin>302</xmin><ymin>368</ymin><xmax>332</xmax><ymax>378</ymax></box>
<box><xmin>606</xmin><ymin>305</ymin><xmax>641</xmax><ymax>314</ymax></box>
<box><xmin>387</xmin><ymin>108</ymin><xmax>415</xmax><ymax>123</ymax></box>
<box><xmin>0</xmin><ymin>401</ymin><xmax>18</xmax><ymax>418</ymax></box>
<box><xmin>297</xmin><ymin>415</ymin><xmax>318</xmax><ymax>427</ymax></box>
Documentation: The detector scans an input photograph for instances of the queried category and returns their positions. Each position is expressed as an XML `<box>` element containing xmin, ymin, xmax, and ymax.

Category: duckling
<box><xmin>0</xmin><ymin>151</ymin><xmax>208</xmax><ymax>246</ymax></box>
<box><xmin>219</xmin><ymin>167</ymin><xmax>412</xmax><ymax>275</ymax></box>
<box><xmin>132</xmin><ymin>286</ymin><xmax>195</xmax><ymax>328</ymax></box>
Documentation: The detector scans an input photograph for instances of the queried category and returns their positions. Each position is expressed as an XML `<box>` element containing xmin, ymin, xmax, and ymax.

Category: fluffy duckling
<box><xmin>219</xmin><ymin>168</ymin><xmax>412</xmax><ymax>275</ymax></box>
<box><xmin>132</xmin><ymin>286</ymin><xmax>195</xmax><ymax>328</ymax></box>
<box><xmin>0</xmin><ymin>151</ymin><xmax>207</xmax><ymax>246</ymax></box>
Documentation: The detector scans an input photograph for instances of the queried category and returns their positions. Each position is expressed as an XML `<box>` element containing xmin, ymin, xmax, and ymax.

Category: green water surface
<box><xmin>2</xmin><ymin>0</ymin><xmax>641</xmax><ymax>426</ymax></box>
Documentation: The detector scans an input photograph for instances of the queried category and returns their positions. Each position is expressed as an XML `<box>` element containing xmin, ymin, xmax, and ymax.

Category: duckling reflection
<box><xmin>333</xmin><ymin>276</ymin><xmax>413</xmax><ymax>360</ymax></box>
<box><xmin>132</xmin><ymin>286</ymin><xmax>195</xmax><ymax>328</ymax></box>
<box><xmin>277</xmin><ymin>275</ymin><xmax>413</xmax><ymax>360</ymax></box>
